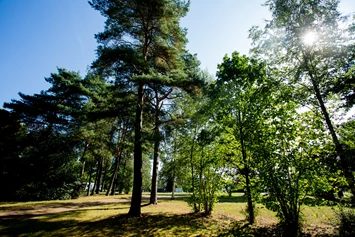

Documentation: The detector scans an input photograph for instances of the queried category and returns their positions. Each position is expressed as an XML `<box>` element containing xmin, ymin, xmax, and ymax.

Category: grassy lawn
<box><xmin>0</xmin><ymin>193</ymin><xmax>341</xmax><ymax>236</ymax></box>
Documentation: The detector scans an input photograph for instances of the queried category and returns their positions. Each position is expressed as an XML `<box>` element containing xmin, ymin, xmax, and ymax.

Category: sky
<box><xmin>0</xmin><ymin>0</ymin><xmax>354</xmax><ymax>107</ymax></box>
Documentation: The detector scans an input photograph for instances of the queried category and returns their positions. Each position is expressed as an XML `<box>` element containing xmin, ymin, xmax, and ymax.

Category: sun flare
<box><xmin>302</xmin><ymin>31</ymin><xmax>317</xmax><ymax>46</ymax></box>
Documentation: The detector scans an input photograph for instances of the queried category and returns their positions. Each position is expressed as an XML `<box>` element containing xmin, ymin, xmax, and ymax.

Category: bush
<box><xmin>336</xmin><ymin>207</ymin><xmax>355</xmax><ymax>237</ymax></box>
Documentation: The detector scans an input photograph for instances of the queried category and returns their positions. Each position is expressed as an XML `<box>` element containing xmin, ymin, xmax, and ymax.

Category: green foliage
<box><xmin>0</xmin><ymin>109</ymin><xmax>26</xmax><ymax>201</ymax></box>
<box><xmin>7</xmin><ymin>131</ymin><xmax>81</xmax><ymax>201</ymax></box>
<box><xmin>90</xmin><ymin>0</ymin><xmax>200</xmax><ymax>215</ymax></box>
<box><xmin>117</xmin><ymin>158</ymin><xmax>133</xmax><ymax>194</ymax></box>
<box><xmin>211</xmin><ymin>51</ymin><xmax>274</xmax><ymax>224</ymax></box>
<box><xmin>250</xmin><ymin>0</ymin><xmax>355</xmax><ymax>202</ymax></box>
<box><xmin>257</xmin><ymin>101</ymin><xmax>333</xmax><ymax>235</ymax></box>
<box><xmin>336</xmin><ymin>206</ymin><xmax>355</xmax><ymax>237</ymax></box>
<box><xmin>1</xmin><ymin>69</ymin><xmax>87</xmax><ymax>201</ymax></box>
<box><xmin>187</xmin><ymin>140</ymin><xmax>224</xmax><ymax>215</ymax></box>
<box><xmin>247</xmin><ymin>0</ymin><xmax>355</xmax><ymax>232</ymax></box>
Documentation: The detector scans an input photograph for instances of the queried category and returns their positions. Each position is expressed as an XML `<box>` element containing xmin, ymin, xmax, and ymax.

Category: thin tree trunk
<box><xmin>95</xmin><ymin>158</ymin><xmax>103</xmax><ymax>194</ymax></box>
<box><xmin>171</xmin><ymin>134</ymin><xmax>177</xmax><ymax>200</ymax></box>
<box><xmin>87</xmin><ymin>163</ymin><xmax>94</xmax><ymax>196</ymax></box>
<box><xmin>190</xmin><ymin>127</ymin><xmax>198</xmax><ymax>212</ymax></box>
<box><xmin>239</xmin><ymin>111</ymin><xmax>254</xmax><ymax>224</ymax></box>
<box><xmin>112</xmin><ymin>152</ymin><xmax>123</xmax><ymax>195</ymax></box>
<box><xmin>171</xmin><ymin>173</ymin><xmax>175</xmax><ymax>200</ymax></box>
<box><xmin>101</xmin><ymin>159</ymin><xmax>109</xmax><ymax>192</ymax></box>
<box><xmin>118</xmin><ymin>157</ymin><xmax>127</xmax><ymax>194</ymax></box>
<box><xmin>150</xmin><ymin>134</ymin><xmax>159</xmax><ymax>204</ymax></box>
<box><xmin>107</xmin><ymin>122</ymin><xmax>127</xmax><ymax>196</ymax></box>
<box><xmin>150</xmin><ymin>92</ymin><xmax>160</xmax><ymax>205</ymax></box>
<box><xmin>128</xmin><ymin>83</ymin><xmax>144</xmax><ymax>217</ymax></box>
<box><xmin>91</xmin><ymin>162</ymin><xmax>98</xmax><ymax>196</ymax></box>
<box><xmin>80</xmin><ymin>141</ymin><xmax>89</xmax><ymax>179</ymax></box>
<box><xmin>199</xmin><ymin>148</ymin><xmax>203</xmax><ymax>213</ymax></box>
<box><xmin>81</xmin><ymin>161</ymin><xmax>86</xmax><ymax>180</ymax></box>
<box><xmin>111</xmin><ymin>168</ymin><xmax>118</xmax><ymax>195</ymax></box>
<box><xmin>305</xmin><ymin>56</ymin><xmax>355</xmax><ymax>200</ymax></box>
<box><xmin>107</xmin><ymin>153</ymin><xmax>121</xmax><ymax>196</ymax></box>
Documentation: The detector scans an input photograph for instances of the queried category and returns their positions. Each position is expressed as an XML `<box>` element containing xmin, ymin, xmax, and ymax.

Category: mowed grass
<box><xmin>0</xmin><ymin>193</ymin><xmax>340</xmax><ymax>237</ymax></box>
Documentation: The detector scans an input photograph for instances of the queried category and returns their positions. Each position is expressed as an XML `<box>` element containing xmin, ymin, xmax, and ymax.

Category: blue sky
<box><xmin>0</xmin><ymin>0</ymin><xmax>354</xmax><ymax>107</ymax></box>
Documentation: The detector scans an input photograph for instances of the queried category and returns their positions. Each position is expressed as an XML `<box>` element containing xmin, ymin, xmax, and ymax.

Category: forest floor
<box><xmin>0</xmin><ymin>193</ymin><xmax>342</xmax><ymax>236</ymax></box>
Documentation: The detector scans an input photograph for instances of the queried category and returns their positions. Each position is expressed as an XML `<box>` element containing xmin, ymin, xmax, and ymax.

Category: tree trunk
<box><xmin>95</xmin><ymin>158</ymin><xmax>103</xmax><ymax>194</ymax></box>
<box><xmin>81</xmin><ymin>160</ymin><xmax>86</xmax><ymax>180</ymax></box>
<box><xmin>150</xmin><ymin>135</ymin><xmax>159</xmax><ymax>204</ymax></box>
<box><xmin>107</xmin><ymin>123</ymin><xmax>126</xmax><ymax>196</ymax></box>
<box><xmin>87</xmin><ymin>163</ymin><xmax>94</xmax><ymax>196</ymax></box>
<box><xmin>101</xmin><ymin>159</ymin><xmax>109</xmax><ymax>192</ymax></box>
<box><xmin>150</xmin><ymin>92</ymin><xmax>160</xmax><ymax>205</ymax></box>
<box><xmin>239</xmin><ymin>112</ymin><xmax>254</xmax><ymax>225</ymax></box>
<box><xmin>171</xmin><ymin>173</ymin><xmax>175</xmax><ymax>200</ymax></box>
<box><xmin>128</xmin><ymin>83</ymin><xmax>144</xmax><ymax>217</ymax></box>
<box><xmin>306</xmin><ymin>57</ymin><xmax>355</xmax><ymax>200</ymax></box>
<box><xmin>171</xmin><ymin>134</ymin><xmax>177</xmax><ymax>200</ymax></box>
<box><xmin>111</xmin><ymin>152</ymin><xmax>124</xmax><ymax>195</ymax></box>
<box><xmin>107</xmin><ymin>152</ymin><xmax>122</xmax><ymax>196</ymax></box>
<box><xmin>80</xmin><ymin>141</ymin><xmax>89</xmax><ymax>179</ymax></box>
<box><xmin>91</xmin><ymin>163</ymin><xmax>98</xmax><ymax>196</ymax></box>
<box><xmin>199</xmin><ymin>148</ymin><xmax>204</xmax><ymax>213</ymax></box>
<box><xmin>190</xmin><ymin>127</ymin><xmax>198</xmax><ymax>212</ymax></box>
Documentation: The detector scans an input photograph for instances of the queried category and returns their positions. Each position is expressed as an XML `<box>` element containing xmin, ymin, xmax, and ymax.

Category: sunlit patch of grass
<box><xmin>0</xmin><ymin>193</ymin><xmax>342</xmax><ymax>236</ymax></box>
<box><xmin>301</xmin><ymin>205</ymin><xmax>337</xmax><ymax>226</ymax></box>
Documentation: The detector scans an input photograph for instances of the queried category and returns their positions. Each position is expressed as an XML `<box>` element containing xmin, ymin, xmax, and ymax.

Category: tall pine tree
<box><xmin>89</xmin><ymin>0</ymin><xmax>195</xmax><ymax>216</ymax></box>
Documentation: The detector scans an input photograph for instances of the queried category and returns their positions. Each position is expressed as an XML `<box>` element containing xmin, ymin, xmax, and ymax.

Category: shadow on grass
<box><xmin>0</xmin><ymin>200</ymin><xmax>132</xmax><ymax>212</ymax></box>
<box><xmin>0</xmin><ymin>210</ymin><xmax>218</xmax><ymax>237</ymax></box>
<box><xmin>0</xmin><ymin>209</ymin><xmax>338</xmax><ymax>237</ymax></box>
<box><xmin>217</xmin><ymin>221</ymin><xmax>295</xmax><ymax>237</ymax></box>
<box><xmin>218</xmin><ymin>221</ymin><xmax>337</xmax><ymax>237</ymax></box>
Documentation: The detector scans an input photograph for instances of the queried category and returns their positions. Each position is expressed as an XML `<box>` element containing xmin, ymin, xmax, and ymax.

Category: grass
<box><xmin>0</xmin><ymin>192</ymin><xmax>343</xmax><ymax>236</ymax></box>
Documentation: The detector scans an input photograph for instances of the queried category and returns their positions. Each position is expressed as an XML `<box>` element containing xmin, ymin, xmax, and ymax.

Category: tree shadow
<box><xmin>0</xmin><ymin>210</ymin><xmax>218</xmax><ymax>236</ymax></box>
<box><xmin>0</xmin><ymin>200</ymin><xmax>131</xmax><ymax>212</ymax></box>
<box><xmin>218</xmin><ymin>221</ymin><xmax>336</xmax><ymax>237</ymax></box>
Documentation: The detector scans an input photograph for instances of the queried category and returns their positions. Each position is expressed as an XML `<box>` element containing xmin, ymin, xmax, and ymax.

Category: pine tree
<box><xmin>90</xmin><ymin>0</ymin><xmax>195</xmax><ymax>216</ymax></box>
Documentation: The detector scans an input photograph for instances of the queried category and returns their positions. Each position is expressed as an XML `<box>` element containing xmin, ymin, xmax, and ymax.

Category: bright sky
<box><xmin>0</xmin><ymin>0</ymin><xmax>354</xmax><ymax>107</ymax></box>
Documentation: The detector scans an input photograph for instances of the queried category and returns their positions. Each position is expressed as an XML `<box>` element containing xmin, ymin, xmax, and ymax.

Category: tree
<box><xmin>3</xmin><ymin>69</ymin><xmax>86</xmax><ymax>200</ymax></box>
<box><xmin>210</xmin><ymin>52</ymin><xmax>274</xmax><ymax>224</ymax></box>
<box><xmin>257</xmin><ymin>98</ymin><xmax>330</xmax><ymax>236</ymax></box>
<box><xmin>0</xmin><ymin>109</ymin><xmax>26</xmax><ymax>201</ymax></box>
<box><xmin>249</xmin><ymin>0</ymin><xmax>355</xmax><ymax>201</ymax></box>
<box><xmin>90</xmin><ymin>0</ymin><xmax>194</xmax><ymax>216</ymax></box>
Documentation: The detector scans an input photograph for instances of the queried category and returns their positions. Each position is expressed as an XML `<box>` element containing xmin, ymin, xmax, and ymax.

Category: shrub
<box><xmin>336</xmin><ymin>206</ymin><xmax>355</xmax><ymax>237</ymax></box>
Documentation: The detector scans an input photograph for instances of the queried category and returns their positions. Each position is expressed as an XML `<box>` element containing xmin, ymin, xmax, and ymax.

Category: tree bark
<box><xmin>107</xmin><ymin>152</ymin><xmax>122</xmax><ymax>196</ymax></box>
<box><xmin>190</xmin><ymin>127</ymin><xmax>198</xmax><ymax>212</ymax></box>
<box><xmin>150</xmin><ymin>92</ymin><xmax>160</xmax><ymax>205</ymax></box>
<box><xmin>171</xmin><ymin>134</ymin><xmax>177</xmax><ymax>200</ymax></box>
<box><xmin>95</xmin><ymin>158</ymin><xmax>103</xmax><ymax>194</ymax></box>
<box><xmin>149</xmin><ymin>132</ymin><xmax>159</xmax><ymax>204</ymax></box>
<box><xmin>171</xmin><ymin>175</ymin><xmax>175</xmax><ymax>200</ymax></box>
<box><xmin>87</xmin><ymin>163</ymin><xmax>93</xmax><ymax>196</ymax></box>
<box><xmin>80</xmin><ymin>141</ymin><xmax>89</xmax><ymax>179</ymax></box>
<box><xmin>107</xmin><ymin>122</ymin><xmax>127</xmax><ymax>196</ymax></box>
<box><xmin>312</xmin><ymin>79</ymin><xmax>355</xmax><ymax>199</ymax></box>
<box><xmin>91</xmin><ymin>162</ymin><xmax>98</xmax><ymax>196</ymax></box>
<box><xmin>101</xmin><ymin>159</ymin><xmax>109</xmax><ymax>192</ymax></box>
<box><xmin>128</xmin><ymin>83</ymin><xmax>144</xmax><ymax>217</ymax></box>
<box><xmin>305</xmin><ymin>54</ymin><xmax>355</xmax><ymax>200</ymax></box>
<box><xmin>239</xmin><ymin>111</ymin><xmax>254</xmax><ymax>224</ymax></box>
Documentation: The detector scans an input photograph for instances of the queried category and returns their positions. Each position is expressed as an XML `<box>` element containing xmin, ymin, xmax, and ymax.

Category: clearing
<box><xmin>0</xmin><ymin>193</ymin><xmax>339</xmax><ymax>236</ymax></box>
